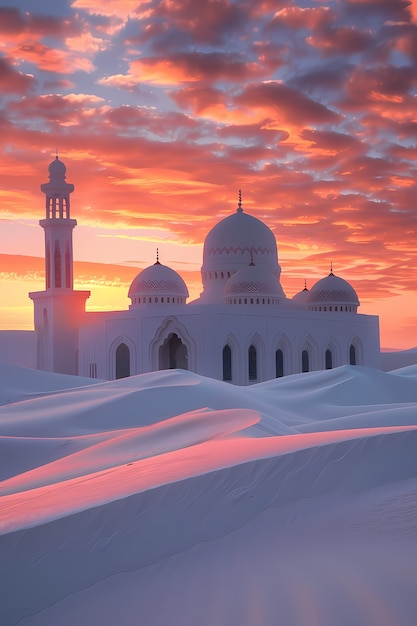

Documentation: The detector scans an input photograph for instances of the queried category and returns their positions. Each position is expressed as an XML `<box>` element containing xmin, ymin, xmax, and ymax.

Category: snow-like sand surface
<box><xmin>1</xmin><ymin>365</ymin><xmax>417</xmax><ymax>625</ymax></box>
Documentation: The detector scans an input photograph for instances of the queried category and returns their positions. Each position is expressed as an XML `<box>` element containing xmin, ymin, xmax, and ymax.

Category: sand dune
<box><xmin>0</xmin><ymin>364</ymin><xmax>416</xmax><ymax>625</ymax></box>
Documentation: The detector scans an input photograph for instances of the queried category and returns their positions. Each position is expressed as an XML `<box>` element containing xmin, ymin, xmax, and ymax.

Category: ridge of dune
<box><xmin>1</xmin><ymin>426</ymin><xmax>417</xmax><ymax>625</ymax></box>
<box><xmin>1</xmin><ymin>364</ymin><xmax>417</xmax><ymax>626</ymax></box>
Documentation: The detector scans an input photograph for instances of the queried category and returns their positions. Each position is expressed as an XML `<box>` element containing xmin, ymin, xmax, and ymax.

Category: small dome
<box><xmin>128</xmin><ymin>262</ymin><xmax>189</xmax><ymax>306</ymax></box>
<box><xmin>48</xmin><ymin>156</ymin><xmax>66</xmax><ymax>178</ymax></box>
<box><xmin>224</xmin><ymin>263</ymin><xmax>282</xmax><ymax>301</ymax></box>
<box><xmin>307</xmin><ymin>272</ymin><xmax>359</xmax><ymax>309</ymax></box>
<box><xmin>292</xmin><ymin>282</ymin><xmax>309</xmax><ymax>304</ymax></box>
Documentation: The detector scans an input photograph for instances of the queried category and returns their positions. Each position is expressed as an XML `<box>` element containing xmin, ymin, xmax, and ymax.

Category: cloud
<box><xmin>151</xmin><ymin>0</ymin><xmax>249</xmax><ymax>46</ymax></box>
<box><xmin>1</xmin><ymin>0</ymin><xmax>417</xmax><ymax>348</ymax></box>
<box><xmin>0</xmin><ymin>7</ymin><xmax>81</xmax><ymax>38</ymax></box>
<box><xmin>235</xmin><ymin>81</ymin><xmax>342</xmax><ymax>126</ymax></box>
<box><xmin>307</xmin><ymin>26</ymin><xmax>374</xmax><ymax>55</ymax></box>
<box><xmin>0</xmin><ymin>6</ymin><xmax>105</xmax><ymax>74</ymax></box>
<box><xmin>128</xmin><ymin>52</ymin><xmax>263</xmax><ymax>85</ymax></box>
<box><xmin>0</xmin><ymin>56</ymin><xmax>35</xmax><ymax>94</ymax></box>
<box><xmin>71</xmin><ymin>0</ymin><xmax>149</xmax><ymax>19</ymax></box>
<box><xmin>8</xmin><ymin>94</ymin><xmax>107</xmax><ymax>128</ymax></box>
<box><xmin>269</xmin><ymin>5</ymin><xmax>334</xmax><ymax>31</ymax></box>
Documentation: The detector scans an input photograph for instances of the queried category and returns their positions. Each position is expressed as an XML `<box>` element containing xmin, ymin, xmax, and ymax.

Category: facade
<box><xmin>30</xmin><ymin>158</ymin><xmax>380</xmax><ymax>383</ymax></box>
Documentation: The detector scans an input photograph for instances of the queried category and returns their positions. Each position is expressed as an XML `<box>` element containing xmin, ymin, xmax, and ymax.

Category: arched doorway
<box><xmin>116</xmin><ymin>343</ymin><xmax>130</xmax><ymax>379</ymax></box>
<box><xmin>159</xmin><ymin>333</ymin><xmax>188</xmax><ymax>370</ymax></box>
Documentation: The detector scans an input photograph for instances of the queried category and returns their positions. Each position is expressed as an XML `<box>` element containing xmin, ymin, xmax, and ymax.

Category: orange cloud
<box><xmin>1</xmin><ymin>0</ymin><xmax>417</xmax><ymax>350</ymax></box>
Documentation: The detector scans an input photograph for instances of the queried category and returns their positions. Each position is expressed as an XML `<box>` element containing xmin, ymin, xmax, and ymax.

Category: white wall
<box><xmin>78</xmin><ymin>303</ymin><xmax>380</xmax><ymax>383</ymax></box>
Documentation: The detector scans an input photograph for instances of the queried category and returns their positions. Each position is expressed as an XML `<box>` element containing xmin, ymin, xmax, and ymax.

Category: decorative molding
<box><xmin>206</xmin><ymin>245</ymin><xmax>275</xmax><ymax>257</ymax></box>
<box><xmin>309</xmin><ymin>288</ymin><xmax>358</xmax><ymax>303</ymax></box>
<box><xmin>134</xmin><ymin>279</ymin><xmax>183</xmax><ymax>292</ymax></box>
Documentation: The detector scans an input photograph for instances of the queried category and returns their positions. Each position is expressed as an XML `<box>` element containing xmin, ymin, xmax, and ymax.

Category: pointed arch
<box><xmin>275</xmin><ymin>348</ymin><xmax>284</xmax><ymax>377</ymax></box>
<box><xmin>109</xmin><ymin>335</ymin><xmax>136</xmax><ymax>380</ymax></box>
<box><xmin>159</xmin><ymin>333</ymin><xmax>188</xmax><ymax>370</ymax></box>
<box><xmin>324</xmin><ymin>335</ymin><xmax>341</xmax><ymax>370</ymax></box>
<box><xmin>46</xmin><ymin>241</ymin><xmax>51</xmax><ymax>289</ymax></box>
<box><xmin>299</xmin><ymin>334</ymin><xmax>319</xmax><ymax>374</ymax></box>
<box><xmin>325</xmin><ymin>348</ymin><xmax>333</xmax><ymax>370</ymax></box>
<box><xmin>222</xmin><ymin>344</ymin><xmax>232</xmax><ymax>381</ymax></box>
<box><xmin>302</xmin><ymin>349</ymin><xmax>309</xmax><ymax>373</ymax></box>
<box><xmin>65</xmin><ymin>241</ymin><xmax>71</xmax><ymax>288</ymax></box>
<box><xmin>221</xmin><ymin>332</ymin><xmax>240</xmax><ymax>384</ymax></box>
<box><xmin>54</xmin><ymin>240</ymin><xmax>61</xmax><ymax>288</ymax></box>
<box><xmin>150</xmin><ymin>317</ymin><xmax>196</xmax><ymax>372</ymax></box>
<box><xmin>248</xmin><ymin>344</ymin><xmax>257</xmax><ymax>381</ymax></box>
<box><xmin>116</xmin><ymin>343</ymin><xmax>130</xmax><ymax>379</ymax></box>
<box><xmin>245</xmin><ymin>332</ymin><xmax>265</xmax><ymax>383</ymax></box>
<box><xmin>348</xmin><ymin>335</ymin><xmax>363</xmax><ymax>365</ymax></box>
<box><xmin>274</xmin><ymin>333</ymin><xmax>292</xmax><ymax>377</ymax></box>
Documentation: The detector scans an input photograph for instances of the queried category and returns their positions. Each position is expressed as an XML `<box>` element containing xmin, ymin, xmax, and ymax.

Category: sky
<box><xmin>0</xmin><ymin>0</ymin><xmax>416</xmax><ymax>349</ymax></box>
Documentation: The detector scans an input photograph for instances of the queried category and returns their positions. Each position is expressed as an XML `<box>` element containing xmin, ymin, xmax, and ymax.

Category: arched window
<box><xmin>302</xmin><ymin>349</ymin><xmax>309</xmax><ymax>373</ymax></box>
<box><xmin>349</xmin><ymin>344</ymin><xmax>356</xmax><ymax>365</ymax></box>
<box><xmin>116</xmin><ymin>343</ymin><xmax>130</xmax><ymax>379</ymax></box>
<box><xmin>65</xmin><ymin>241</ymin><xmax>71</xmax><ymax>288</ymax></box>
<box><xmin>275</xmin><ymin>349</ymin><xmax>284</xmax><ymax>378</ymax></box>
<box><xmin>325</xmin><ymin>348</ymin><xmax>333</xmax><ymax>369</ymax></box>
<box><xmin>222</xmin><ymin>345</ymin><xmax>232</xmax><ymax>382</ymax></box>
<box><xmin>46</xmin><ymin>242</ymin><xmax>51</xmax><ymax>289</ymax></box>
<box><xmin>54</xmin><ymin>240</ymin><xmax>61</xmax><ymax>288</ymax></box>
<box><xmin>248</xmin><ymin>344</ymin><xmax>257</xmax><ymax>381</ymax></box>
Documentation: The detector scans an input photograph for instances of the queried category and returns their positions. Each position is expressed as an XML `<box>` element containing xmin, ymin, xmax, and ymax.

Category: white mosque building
<box><xmin>29</xmin><ymin>157</ymin><xmax>380</xmax><ymax>384</ymax></box>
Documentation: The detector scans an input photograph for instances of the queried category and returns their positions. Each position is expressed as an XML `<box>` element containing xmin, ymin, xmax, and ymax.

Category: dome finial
<box><xmin>155</xmin><ymin>248</ymin><xmax>161</xmax><ymax>265</ymax></box>
<box><xmin>304</xmin><ymin>278</ymin><xmax>308</xmax><ymax>291</ymax></box>
<box><xmin>237</xmin><ymin>189</ymin><xmax>243</xmax><ymax>213</ymax></box>
<box><xmin>330</xmin><ymin>261</ymin><xmax>334</xmax><ymax>276</ymax></box>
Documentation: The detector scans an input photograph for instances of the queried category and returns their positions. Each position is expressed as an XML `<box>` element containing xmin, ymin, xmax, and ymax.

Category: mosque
<box><xmin>29</xmin><ymin>157</ymin><xmax>380</xmax><ymax>383</ymax></box>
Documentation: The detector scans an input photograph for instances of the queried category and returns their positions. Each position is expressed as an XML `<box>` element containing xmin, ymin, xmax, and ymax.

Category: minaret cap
<box><xmin>48</xmin><ymin>155</ymin><xmax>67</xmax><ymax>179</ymax></box>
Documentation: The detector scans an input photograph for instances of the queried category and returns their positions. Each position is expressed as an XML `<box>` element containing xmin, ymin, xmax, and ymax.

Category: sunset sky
<box><xmin>0</xmin><ymin>0</ymin><xmax>416</xmax><ymax>349</ymax></box>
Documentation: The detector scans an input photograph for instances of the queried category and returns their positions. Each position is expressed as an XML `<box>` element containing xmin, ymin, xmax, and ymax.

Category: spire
<box><xmin>237</xmin><ymin>189</ymin><xmax>243</xmax><ymax>213</ymax></box>
<box><xmin>303</xmin><ymin>278</ymin><xmax>308</xmax><ymax>291</ymax></box>
<box><xmin>329</xmin><ymin>261</ymin><xmax>334</xmax><ymax>276</ymax></box>
<box><xmin>155</xmin><ymin>248</ymin><xmax>161</xmax><ymax>265</ymax></box>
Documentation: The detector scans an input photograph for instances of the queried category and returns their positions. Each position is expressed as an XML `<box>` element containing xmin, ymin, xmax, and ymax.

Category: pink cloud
<box><xmin>235</xmin><ymin>81</ymin><xmax>342</xmax><ymax>126</ymax></box>
<box><xmin>0</xmin><ymin>57</ymin><xmax>35</xmax><ymax>94</ymax></box>
<box><xmin>0</xmin><ymin>7</ymin><xmax>82</xmax><ymax>38</ymax></box>
<box><xmin>153</xmin><ymin>0</ymin><xmax>249</xmax><ymax>45</ymax></box>
<box><xmin>270</xmin><ymin>5</ymin><xmax>334</xmax><ymax>31</ymax></box>
<box><xmin>128</xmin><ymin>52</ymin><xmax>263</xmax><ymax>85</ymax></box>
<box><xmin>307</xmin><ymin>26</ymin><xmax>374</xmax><ymax>55</ymax></box>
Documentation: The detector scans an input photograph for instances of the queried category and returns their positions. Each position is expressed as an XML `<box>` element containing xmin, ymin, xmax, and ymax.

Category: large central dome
<box><xmin>200</xmin><ymin>198</ymin><xmax>284</xmax><ymax>303</ymax></box>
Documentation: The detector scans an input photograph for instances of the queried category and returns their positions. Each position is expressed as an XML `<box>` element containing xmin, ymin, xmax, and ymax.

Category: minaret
<box><xmin>40</xmin><ymin>156</ymin><xmax>76</xmax><ymax>290</ymax></box>
<box><xmin>29</xmin><ymin>157</ymin><xmax>90</xmax><ymax>375</ymax></box>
